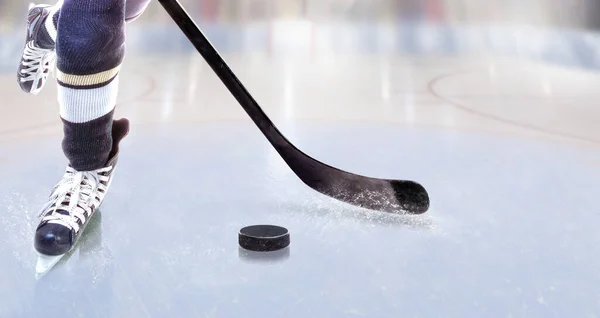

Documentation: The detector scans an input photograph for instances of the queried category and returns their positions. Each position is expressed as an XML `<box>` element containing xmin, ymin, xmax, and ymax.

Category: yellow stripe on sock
<box><xmin>57</xmin><ymin>65</ymin><xmax>120</xmax><ymax>86</ymax></box>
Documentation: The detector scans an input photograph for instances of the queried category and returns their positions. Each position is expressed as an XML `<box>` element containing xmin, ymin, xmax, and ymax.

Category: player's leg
<box><xmin>34</xmin><ymin>0</ymin><xmax>130</xmax><ymax>260</ymax></box>
<box><xmin>17</xmin><ymin>0</ymin><xmax>151</xmax><ymax>95</ymax></box>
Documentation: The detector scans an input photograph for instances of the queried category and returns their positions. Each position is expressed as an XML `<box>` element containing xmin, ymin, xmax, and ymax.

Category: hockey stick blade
<box><xmin>157</xmin><ymin>0</ymin><xmax>430</xmax><ymax>214</ymax></box>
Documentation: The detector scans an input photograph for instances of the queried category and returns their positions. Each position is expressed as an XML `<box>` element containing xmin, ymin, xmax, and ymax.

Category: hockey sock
<box><xmin>56</xmin><ymin>0</ymin><xmax>126</xmax><ymax>171</ymax></box>
<box><xmin>35</xmin><ymin>0</ymin><xmax>150</xmax><ymax>48</ymax></box>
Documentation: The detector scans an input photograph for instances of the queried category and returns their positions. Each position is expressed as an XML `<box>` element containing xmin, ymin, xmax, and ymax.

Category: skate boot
<box><xmin>34</xmin><ymin>118</ymin><xmax>130</xmax><ymax>276</ymax></box>
<box><xmin>17</xmin><ymin>3</ymin><xmax>57</xmax><ymax>95</ymax></box>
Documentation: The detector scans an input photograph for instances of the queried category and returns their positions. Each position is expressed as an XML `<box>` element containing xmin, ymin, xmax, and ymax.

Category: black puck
<box><xmin>238</xmin><ymin>225</ymin><xmax>290</xmax><ymax>252</ymax></box>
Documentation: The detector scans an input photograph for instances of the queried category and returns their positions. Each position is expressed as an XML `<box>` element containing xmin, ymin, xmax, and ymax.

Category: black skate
<box><xmin>17</xmin><ymin>3</ymin><xmax>56</xmax><ymax>95</ymax></box>
<box><xmin>34</xmin><ymin>118</ymin><xmax>130</xmax><ymax>276</ymax></box>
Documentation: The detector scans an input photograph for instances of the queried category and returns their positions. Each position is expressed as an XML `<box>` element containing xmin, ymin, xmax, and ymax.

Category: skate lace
<box><xmin>40</xmin><ymin>166</ymin><xmax>112</xmax><ymax>232</ymax></box>
<box><xmin>20</xmin><ymin>41</ymin><xmax>56</xmax><ymax>83</ymax></box>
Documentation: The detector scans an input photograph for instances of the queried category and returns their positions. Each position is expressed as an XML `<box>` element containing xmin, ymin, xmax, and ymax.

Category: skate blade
<box><xmin>35</xmin><ymin>253</ymin><xmax>65</xmax><ymax>278</ymax></box>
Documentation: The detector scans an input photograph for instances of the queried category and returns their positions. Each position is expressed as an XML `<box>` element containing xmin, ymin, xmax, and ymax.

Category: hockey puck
<box><xmin>238</xmin><ymin>225</ymin><xmax>290</xmax><ymax>252</ymax></box>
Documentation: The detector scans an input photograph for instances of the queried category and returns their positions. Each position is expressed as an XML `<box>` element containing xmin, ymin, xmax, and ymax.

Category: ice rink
<box><xmin>0</xmin><ymin>0</ymin><xmax>599</xmax><ymax>317</ymax></box>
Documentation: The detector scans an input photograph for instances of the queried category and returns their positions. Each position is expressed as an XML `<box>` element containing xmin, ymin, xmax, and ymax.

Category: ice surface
<box><xmin>0</xmin><ymin>122</ymin><xmax>597</xmax><ymax>317</ymax></box>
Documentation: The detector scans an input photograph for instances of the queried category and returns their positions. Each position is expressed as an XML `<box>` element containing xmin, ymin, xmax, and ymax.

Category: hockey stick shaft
<box><xmin>157</xmin><ymin>0</ymin><xmax>430</xmax><ymax>214</ymax></box>
<box><xmin>157</xmin><ymin>0</ymin><xmax>292</xmax><ymax>152</ymax></box>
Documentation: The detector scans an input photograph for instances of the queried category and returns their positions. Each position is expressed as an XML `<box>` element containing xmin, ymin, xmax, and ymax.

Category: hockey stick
<box><xmin>157</xmin><ymin>0</ymin><xmax>430</xmax><ymax>214</ymax></box>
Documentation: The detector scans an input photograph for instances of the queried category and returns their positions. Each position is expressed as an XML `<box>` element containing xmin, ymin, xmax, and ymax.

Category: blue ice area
<box><xmin>0</xmin><ymin>122</ymin><xmax>597</xmax><ymax>317</ymax></box>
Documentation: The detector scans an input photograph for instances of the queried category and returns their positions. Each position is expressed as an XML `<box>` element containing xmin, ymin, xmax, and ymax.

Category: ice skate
<box><xmin>17</xmin><ymin>3</ymin><xmax>57</xmax><ymax>95</ymax></box>
<box><xmin>34</xmin><ymin>118</ymin><xmax>129</xmax><ymax>277</ymax></box>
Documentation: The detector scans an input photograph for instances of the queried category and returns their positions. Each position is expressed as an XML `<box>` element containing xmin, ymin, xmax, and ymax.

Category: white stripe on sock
<box><xmin>58</xmin><ymin>76</ymin><xmax>119</xmax><ymax>123</ymax></box>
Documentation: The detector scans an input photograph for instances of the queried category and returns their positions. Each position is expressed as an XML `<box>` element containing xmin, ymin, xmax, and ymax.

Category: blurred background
<box><xmin>2</xmin><ymin>0</ymin><xmax>600</xmax><ymax>59</ymax></box>
<box><xmin>0</xmin><ymin>0</ymin><xmax>599</xmax><ymax>27</ymax></box>
<box><xmin>1</xmin><ymin>0</ymin><xmax>599</xmax><ymax>145</ymax></box>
